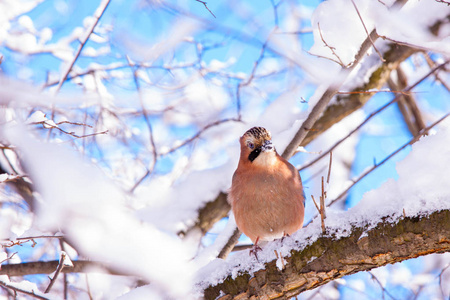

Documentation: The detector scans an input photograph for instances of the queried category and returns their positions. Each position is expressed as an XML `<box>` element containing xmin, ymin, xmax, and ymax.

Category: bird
<box><xmin>228</xmin><ymin>127</ymin><xmax>305</xmax><ymax>257</ymax></box>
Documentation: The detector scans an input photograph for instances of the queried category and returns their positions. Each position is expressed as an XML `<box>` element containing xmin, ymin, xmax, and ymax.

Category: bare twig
<box><xmin>1</xmin><ymin>239</ymin><xmax>36</xmax><ymax>248</ymax></box>
<box><xmin>160</xmin><ymin>118</ymin><xmax>241</xmax><ymax>156</ymax></box>
<box><xmin>236</xmin><ymin>35</ymin><xmax>273</xmax><ymax>120</ymax></box>
<box><xmin>311</xmin><ymin>182</ymin><xmax>327</xmax><ymax>234</ymax></box>
<box><xmin>327</xmin><ymin>152</ymin><xmax>332</xmax><ymax>184</ymax></box>
<box><xmin>270</xmin><ymin>0</ymin><xmax>280</xmax><ymax>27</ymax></box>
<box><xmin>328</xmin><ymin>112</ymin><xmax>450</xmax><ymax>207</ymax></box>
<box><xmin>377</xmin><ymin>33</ymin><xmax>449</xmax><ymax>54</ymax></box>
<box><xmin>320</xmin><ymin>176</ymin><xmax>326</xmax><ymax>233</ymax></box>
<box><xmin>0</xmin><ymin>280</ymin><xmax>48</xmax><ymax>300</ymax></box>
<box><xmin>45</xmin><ymin>252</ymin><xmax>69</xmax><ymax>293</ymax></box>
<box><xmin>336</xmin><ymin>89</ymin><xmax>415</xmax><ymax>96</ymax></box>
<box><xmin>438</xmin><ymin>263</ymin><xmax>450</xmax><ymax>299</ymax></box>
<box><xmin>55</xmin><ymin>121</ymin><xmax>93</xmax><ymax>128</ymax></box>
<box><xmin>0</xmin><ymin>252</ymin><xmax>17</xmax><ymax>264</ymax></box>
<box><xmin>195</xmin><ymin>0</ymin><xmax>216</xmax><ymax>18</ymax></box>
<box><xmin>35</xmin><ymin>121</ymin><xmax>108</xmax><ymax>139</ymax></box>
<box><xmin>311</xmin><ymin>195</ymin><xmax>320</xmax><ymax>213</ymax></box>
<box><xmin>388</xmin><ymin>67</ymin><xmax>426</xmax><ymax>136</ymax></box>
<box><xmin>423</xmin><ymin>53</ymin><xmax>450</xmax><ymax>93</ymax></box>
<box><xmin>316</xmin><ymin>23</ymin><xmax>347</xmax><ymax>67</ymax></box>
<box><xmin>435</xmin><ymin>0</ymin><xmax>450</xmax><ymax>5</ymax></box>
<box><xmin>274</xmin><ymin>250</ymin><xmax>286</xmax><ymax>269</ymax></box>
<box><xmin>1</xmin><ymin>235</ymin><xmax>64</xmax><ymax>243</ymax></box>
<box><xmin>59</xmin><ymin>240</ymin><xmax>68</xmax><ymax>300</ymax></box>
<box><xmin>351</xmin><ymin>0</ymin><xmax>385</xmax><ymax>62</ymax></box>
<box><xmin>54</xmin><ymin>0</ymin><xmax>112</xmax><ymax>94</ymax></box>
<box><xmin>369</xmin><ymin>271</ymin><xmax>398</xmax><ymax>300</ymax></box>
<box><xmin>129</xmin><ymin>67</ymin><xmax>158</xmax><ymax>193</ymax></box>
<box><xmin>85</xmin><ymin>274</ymin><xmax>94</xmax><ymax>300</ymax></box>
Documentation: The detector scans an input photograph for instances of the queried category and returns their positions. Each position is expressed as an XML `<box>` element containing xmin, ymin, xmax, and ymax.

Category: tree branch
<box><xmin>54</xmin><ymin>0</ymin><xmax>111</xmax><ymax>94</ymax></box>
<box><xmin>299</xmin><ymin>60</ymin><xmax>449</xmax><ymax>172</ymax></box>
<box><xmin>298</xmin><ymin>13</ymin><xmax>448</xmax><ymax>147</ymax></box>
<box><xmin>0</xmin><ymin>260</ymin><xmax>127</xmax><ymax>277</ymax></box>
<box><xmin>282</xmin><ymin>28</ymin><xmax>380</xmax><ymax>160</ymax></box>
<box><xmin>0</xmin><ymin>280</ymin><xmax>48</xmax><ymax>300</ymax></box>
<box><xmin>203</xmin><ymin>209</ymin><xmax>450</xmax><ymax>299</ymax></box>
<box><xmin>180</xmin><ymin>192</ymin><xmax>231</xmax><ymax>237</ymax></box>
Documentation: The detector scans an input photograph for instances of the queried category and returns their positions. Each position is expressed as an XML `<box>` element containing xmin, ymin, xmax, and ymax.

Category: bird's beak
<box><xmin>261</xmin><ymin>140</ymin><xmax>274</xmax><ymax>152</ymax></box>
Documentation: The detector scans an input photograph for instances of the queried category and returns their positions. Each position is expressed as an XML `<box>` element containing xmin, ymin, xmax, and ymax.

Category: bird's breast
<box><xmin>229</xmin><ymin>167</ymin><xmax>304</xmax><ymax>242</ymax></box>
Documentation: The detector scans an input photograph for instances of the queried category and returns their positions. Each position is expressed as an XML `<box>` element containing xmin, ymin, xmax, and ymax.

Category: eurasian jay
<box><xmin>228</xmin><ymin>127</ymin><xmax>305</xmax><ymax>254</ymax></box>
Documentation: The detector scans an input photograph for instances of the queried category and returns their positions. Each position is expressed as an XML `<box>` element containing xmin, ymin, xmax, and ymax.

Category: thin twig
<box><xmin>54</xmin><ymin>0</ymin><xmax>112</xmax><ymax>94</ymax></box>
<box><xmin>328</xmin><ymin>112</ymin><xmax>450</xmax><ymax>207</ymax></box>
<box><xmin>35</xmin><ymin>121</ymin><xmax>108</xmax><ymax>139</ymax></box>
<box><xmin>327</xmin><ymin>152</ymin><xmax>332</xmax><ymax>184</ymax></box>
<box><xmin>0</xmin><ymin>280</ymin><xmax>48</xmax><ymax>300</ymax></box>
<box><xmin>1</xmin><ymin>239</ymin><xmax>36</xmax><ymax>248</ymax></box>
<box><xmin>351</xmin><ymin>0</ymin><xmax>385</xmax><ymax>62</ymax></box>
<box><xmin>435</xmin><ymin>0</ymin><xmax>450</xmax><ymax>5</ymax></box>
<box><xmin>377</xmin><ymin>33</ymin><xmax>448</xmax><ymax>54</ymax></box>
<box><xmin>274</xmin><ymin>250</ymin><xmax>286</xmax><ymax>269</ymax></box>
<box><xmin>59</xmin><ymin>240</ymin><xmax>68</xmax><ymax>300</ymax></box>
<box><xmin>129</xmin><ymin>67</ymin><xmax>158</xmax><ymax>193</ymax></box>
<box><xmin>320</xmin><ymin>176</ymin><xmax>326</xmax><ymax>233</ymax></box>
<box><xmin>299</xmin><ymin>60</ymin><xmax>450</xmax><ymax>172</ymax></box>
<box><xmin>235</xmin><ymin>35</ymin><xmax>273</xmax><ymax>120</ymax></box>
<box><xmin>85</xmin><ymin>274</ymin><xmax>94</xmax><ymax>300</ymax></box>
<box><xmin>388</xmin><ymin>67</ymin><xmax>426</xmax><ymax>136</ymax></box>
<box><xmin>311</xmin><ymin>195</ymin><xmax>320</xmax><ymax>213</ymax></box>
<box><xmin>0</xmin><ymin>252</ymin><xmax>17</xmax><ymax>264</ymax></box>
<box><xmin>369</xmin><ymin>271</ymin><xmax>398</xmax><ymax>300</ymax></box>
<box><xmin>423</xmin><ymin>53</ymin><xmax>450</xmax><ymax>93</ymax></box>
<box><xmin>195</xmin><ymin>0</ymin><xmax>216</xmax><ymax>18</ymax></box>
<box><xmin>336</xmin><ymin>89</ymin><xmax>416</xmax><ymax>96</ymax></box>
<box><xmin>270</xmin><ymin>0</ymin><xmax>280</xmax><ymax>27</ymax></box>
<box><xmin>161</xmin><ymin>118</ymin><xmax>241</xmax><ymax>156</ymax></box>
<box><xmin>45</xmin><ymin>252</ymin><xmax>68</xmax><ymax>293</ymax></box>
<box><xmin>129</xmin><ymin>170</ymin><xmax>150</xmax><ymax>194</ymax></box>
<box><xmin>317</xmin><ymin>23</ymin><xmax>347</xmax><ymax>67</ymax></box>
<box><xmin>1</xmin><ymin>235</ymin><xmax>64</xmax><ymax>243</ymax></box>
<box><xmin>55</xmin><ymin>121</ymin><xmax>93</xmax><ymax>128</ymax></box>
<box><xmin>438</xmin><ymin>263</ymin><xmax>450</xmax><ymax>299</ymax></box>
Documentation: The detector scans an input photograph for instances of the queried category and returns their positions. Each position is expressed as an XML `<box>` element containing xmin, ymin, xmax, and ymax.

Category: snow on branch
<box><xmin>201</xmin><ymin>210</ymin><xmax>450</xmax><ymax>299</ymax></box>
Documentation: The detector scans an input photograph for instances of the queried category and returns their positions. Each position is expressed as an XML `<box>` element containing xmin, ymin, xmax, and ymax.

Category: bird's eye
<box><xmin>247</xmin><ymin>142</ymin><xmax>254</xmax><ymax>149</ymax></box>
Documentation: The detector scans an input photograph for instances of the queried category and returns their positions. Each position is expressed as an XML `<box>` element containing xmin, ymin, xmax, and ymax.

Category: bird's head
<box><xmin>239</xmin><ymin>127</ymin><xmax>276</xmax><ymax>166</ymax></box>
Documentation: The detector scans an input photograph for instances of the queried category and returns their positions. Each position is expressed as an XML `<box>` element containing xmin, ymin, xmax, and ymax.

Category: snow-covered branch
<box><xmin>202</xmin><ymin>210</ymin><xmax>450</xmax><ymax>299</ymax></box>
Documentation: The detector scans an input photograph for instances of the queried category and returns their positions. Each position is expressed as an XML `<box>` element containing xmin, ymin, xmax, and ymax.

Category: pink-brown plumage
<box><xmin>228</xmin><ymin>127</ymin><xmax>305</xmax><ymax>245</ymax></box>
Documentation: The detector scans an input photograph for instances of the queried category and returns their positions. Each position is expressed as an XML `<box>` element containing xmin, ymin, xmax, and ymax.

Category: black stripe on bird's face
<box><xmin>248</xmin><ymin>147</ymin><xmax>261</xmax><ymax>162</ymax></box>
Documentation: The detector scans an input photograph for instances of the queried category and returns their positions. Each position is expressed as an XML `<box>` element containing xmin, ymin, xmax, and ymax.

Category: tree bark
<box><xmin>203</xmin><ymin>209</ymin><xmax>450</xmax><ymax>300</ymax></box>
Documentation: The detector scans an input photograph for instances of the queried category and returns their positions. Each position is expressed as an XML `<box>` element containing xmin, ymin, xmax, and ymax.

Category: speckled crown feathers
<box><xmin>243</xmin><ymin>127</ymin><xmax>271</xmax><ymax>141</ymax></box>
